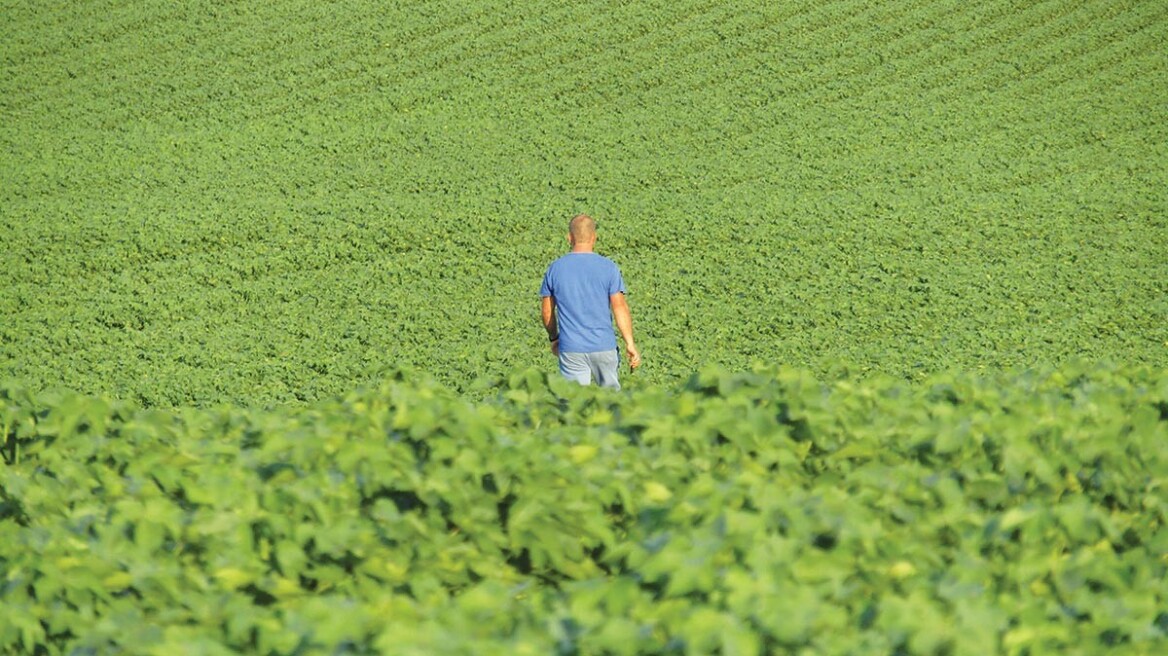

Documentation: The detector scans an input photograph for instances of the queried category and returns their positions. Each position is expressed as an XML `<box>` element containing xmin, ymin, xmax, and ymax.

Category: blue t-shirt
<box><xmin>540</xmin><ymin>253</ymin><xmax>626</xmax><ymax>353</ymax></box>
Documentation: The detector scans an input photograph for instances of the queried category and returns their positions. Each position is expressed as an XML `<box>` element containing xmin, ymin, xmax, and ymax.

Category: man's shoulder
<box><xmin>580</xmin><ymin>253</ymin><xmax>620</xmax><ymax>267</ymax></box>
<box><xmin>594</xmin><ymin>254</ymin><xmax>621</xmax><ymax>275</ymax></box>
<box><xmin>549</xmin><ymin>252</ymin><xmax>616</xmax><ymax>266</ymax></box>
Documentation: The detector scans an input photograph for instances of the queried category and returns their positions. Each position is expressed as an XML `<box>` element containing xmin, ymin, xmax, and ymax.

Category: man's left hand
<box><xmin>627</xmin><ymin>343</ymin><xmax>642</xmax><ymax>370</ymax></box>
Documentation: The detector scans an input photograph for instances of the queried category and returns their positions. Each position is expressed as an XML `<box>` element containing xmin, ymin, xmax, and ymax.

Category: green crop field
<box><xmin>3</xmin><ymin>0</ymin><xmax>1165</xmax><ymax>405</ymax></box>
<box><xmin>3</xmin><ymin>365</ymin><xmax>1167</xmax><ymax>654</ymax></box>
<box><xmin>2</xmin><ymin>0</ymin><xmax>1167</xmax><ymax>653</ymax></box>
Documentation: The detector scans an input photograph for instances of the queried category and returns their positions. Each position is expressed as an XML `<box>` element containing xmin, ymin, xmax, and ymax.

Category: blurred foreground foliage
<box><xmin>2</xmin><ymin>362</ymin><xmax>1166</xmax><ymax>655</ymax></box>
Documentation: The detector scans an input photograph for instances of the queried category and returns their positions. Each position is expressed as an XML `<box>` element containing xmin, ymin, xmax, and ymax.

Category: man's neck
<box><xmin>570</xmin><ymin>246</ymin><xmax>594</xmax><ymax>253</ymax></box>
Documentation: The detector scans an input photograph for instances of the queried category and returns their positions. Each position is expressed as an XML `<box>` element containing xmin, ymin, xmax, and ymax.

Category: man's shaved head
<box><xmin>569</xmin><ymin>214</ymin><xmax>596</xmax><ymax>241</ymax></box>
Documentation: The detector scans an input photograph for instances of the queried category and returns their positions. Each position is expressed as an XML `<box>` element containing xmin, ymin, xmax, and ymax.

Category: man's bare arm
<box><xmin>541</xmin><ymin>296</ymin><xmax>559</xmax><ymax>354</ymax></box>
<box><xmin>610</xmin><ymin>292</ymin><xmax>641</xmax><ymax>369</ymax></box>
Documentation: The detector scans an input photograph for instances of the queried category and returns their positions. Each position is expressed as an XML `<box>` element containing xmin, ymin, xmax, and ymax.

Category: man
<box><xmin>540</xmin><ymin>214</ymin><xmax>641</xmax><ymax>389</ymax></box>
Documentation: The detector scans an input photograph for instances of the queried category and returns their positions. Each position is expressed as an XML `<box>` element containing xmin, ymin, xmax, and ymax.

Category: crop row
<box><xmin>2</xmin><ymin>363</ymin><xmax>1165</xmax><ymax>654</ymax></box>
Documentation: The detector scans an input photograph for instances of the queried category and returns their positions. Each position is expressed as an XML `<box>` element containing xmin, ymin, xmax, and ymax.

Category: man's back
<box><xmin>540</xmin><ymin>253</ymin><xmax>624</xmax><ymax>353</ymax></box>
<box><xmin>540</xmin><ymin>213</ymin><xmax>640</xmax><ymax>388</ymax></box>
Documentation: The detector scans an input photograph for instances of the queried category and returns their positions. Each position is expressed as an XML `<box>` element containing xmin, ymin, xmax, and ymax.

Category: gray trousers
<box><xmin>558</xmin><ymin>349</ymin><xmax>621</xmax><ymax>390</ymax></box>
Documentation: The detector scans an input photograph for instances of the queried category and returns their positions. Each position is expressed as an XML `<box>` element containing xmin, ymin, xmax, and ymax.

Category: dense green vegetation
<box><xmin>2</xmin><ymin>0</ymin><xmax>1167</xmax><ymax>654</ymax></box>
<box><xmin>2</xmin><ymin>0</ymin><xmax>1165</xmax><ymax>405</ymax></box>
<box><xmin>3</xmin><ymin>364</ymin><xmax>1166</xmax><ymax>654</ymax></box>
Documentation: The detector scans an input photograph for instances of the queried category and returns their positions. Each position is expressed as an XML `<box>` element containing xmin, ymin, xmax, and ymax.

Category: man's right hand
<box><xmin>550</xmin><ymin>339</ymin><xmax>560</xmax><ymax>356</ymax></box>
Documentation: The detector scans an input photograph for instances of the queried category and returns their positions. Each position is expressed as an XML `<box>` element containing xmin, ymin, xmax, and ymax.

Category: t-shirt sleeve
<box><xmin>609</xmin><ymin>263</ymin><xmax>626</xmax><ymax>295</ymax></box>
<box><xmin>539</xmin><ymin>267</ymin><xmax>554</xmax><ymax>297</ymax></box>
